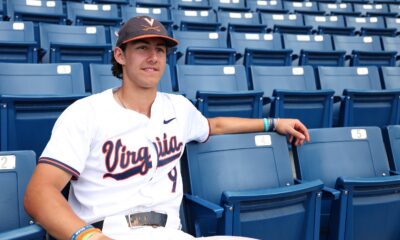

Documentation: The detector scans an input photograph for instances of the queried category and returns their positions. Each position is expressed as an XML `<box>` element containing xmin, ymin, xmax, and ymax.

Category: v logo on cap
<box><xmin>143</xmin><ymin>18</ymin><xmax>155</xmax><ymax>26</ymax></box>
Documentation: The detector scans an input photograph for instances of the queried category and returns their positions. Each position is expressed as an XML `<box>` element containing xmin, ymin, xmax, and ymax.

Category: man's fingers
<box><xmin>294</xmin><ymin>120</ymin><xmax>310</xmax><ymax>143</ymax></box>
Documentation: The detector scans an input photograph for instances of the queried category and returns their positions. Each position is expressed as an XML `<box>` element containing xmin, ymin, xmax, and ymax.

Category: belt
<box><xmin>92</xmin><ymin>211</ymin><xmax>168</xmax><ymax>230</ymax></box>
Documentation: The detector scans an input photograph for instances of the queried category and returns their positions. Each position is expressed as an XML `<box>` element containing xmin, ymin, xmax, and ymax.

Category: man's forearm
<box><xmin>208</xmin><ymin>117</ymin><xmax>265</xmax><ymax>135</ymax></box>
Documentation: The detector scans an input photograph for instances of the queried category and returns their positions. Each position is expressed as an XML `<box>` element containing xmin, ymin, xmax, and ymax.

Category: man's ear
<box><xmin>113</xmin><ymin>47</ymin><xmax>126</xmax><ymax>65</ymax></box>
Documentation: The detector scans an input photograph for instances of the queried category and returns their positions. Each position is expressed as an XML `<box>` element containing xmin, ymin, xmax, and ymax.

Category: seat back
<box><xmin>345</xmin><ymin>16</ymin><xmax>386</xmax><ymax>32</ymax></box>
<box><xmin>385</xmin><ymin>17</ymin><xmax>400</xmax><ymax>34</ymax></box>
<box><xmin>0</xmin><ymin>63</ymin><xmax>85</xmax><ymax>95</ymax></box>
<box><xmin>210</xmin><ymin>0</ymin><xmax>246</xmax><ymax>11</ymax></box>
<box><xmin>333</xmin><ymin>35</ymin><xmax>382</xmax><ymax>56</ymax></box>
<box><xmin>0</xmin><ymin>151</ymin><xmax>36</xmax><ymax>232</ymax></box>
<box><xmin>260</xmin><ymin>12</ymin><xmax>304</xmax><ymax>29</ymax></box>
<box><xmin>384</xmin><ymin>125</ymin><xmax>400</xmax><ymax>172</ymax></box>
<box><xmin>176</xmin><ymin>65</ymin><xmax>248</xmax><ymax>100</ymax></box>
<box><xmin>120</xmin><ymin>6</ymin><xmax>171</xmax><ymax>22</ymax></box>
<box><xmin>90</xmin><ymin>64</ymin><xmax>173</xmax><ymax>94</ymax></box>
<box><xmin>304</xmin><ymin>15</ymin><xmax>346</xmax><ymax>31</ymax></box>
<box><xmin>185</xmin><ymin>132</ymin><xmax>322</xmax><ymax>239</ymax></box>
<box><xmin>247</xmin><ymin>0</ymin><xmax>284</xmax><ymax>13</ymax></box>
<box><xmin>172</xmin><ymin>9</ymin><xmax>219</xmax><ymax>31</ymax></box>
<box><xmin>381</xmin><ymin>36</ymin><xmax>400</xmax><ymax>53</ymax></box>
<box><xmin>381</xmin><ymin>66</ymin><xmax>400</xmax><ymax>90</ymax></box>
<box><xmin>7</xmin><ymin>0</ymin><xmax>66</xmax><ymax>24</ymax></box>
<box><xmin>217</xmin><ymin>11</ymin><xmax>262</xmax><ymax>32</ymax></box>
<box><xmin>0</xmin><ymin>21</ymin><xmax>38</xmax><ymax>63</ymax></box>
<box><xmin>318</xmin><ymin>2</ymin><xmax>353</xmax><ymax>15</ymax></box>
<box><xmin>283</xmin><ymin>34</ymin><xmax>333</xmax><ymax>57</ymax></box>
<box><xmin>318</xmin><ymin>66</ymin><xmax>381</xmax><ymax>94</ymax></box>
<box><xmin>66</xmin><ymin>2</ymin><xmax>121</xmax><ymax>26</ymax></box>
<box><xmin>173</xmin><ymin>0</ymin><xmax>211</xmax><ymax>10</ymax></box>
<box><xmin>283</xmin><ymin>1</ymin><xmax>319</xmax><ymax>13</ymax></box>
<box><xmin>251</xmin><ymin>65</ymin><xmax>316</xmax><ymax>97</ymax></box>
<box><xmin>353</xmin><ymin>3</ymin><xmax>389</xmax><ymax>16</ymax></box>
<box><xmin>229</xmin><ymin>32</ymin><xmax>283</xmax><ymax>56</ymax></box>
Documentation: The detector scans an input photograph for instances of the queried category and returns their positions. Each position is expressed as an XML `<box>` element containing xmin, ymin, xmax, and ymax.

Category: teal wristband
<box><xmin>70</xmin><ymin>225</ymin><xmax>93</xmax><ymax>240</ymax></box>
<box><xmin>263</xmin><ymin>118</ymin><xmax>269</xmax><ymax>132</ymax></box>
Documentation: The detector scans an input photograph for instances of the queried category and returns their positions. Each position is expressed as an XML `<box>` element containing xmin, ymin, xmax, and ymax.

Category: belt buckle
<box><xmin>125</xmin><ymin>211</ymin><xmax>168</xmax><ymax>228</ymax></box>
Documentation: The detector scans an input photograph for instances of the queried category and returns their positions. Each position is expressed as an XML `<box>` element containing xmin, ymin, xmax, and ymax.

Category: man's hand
<box><xmin>274</xmin><ymin>118</ymin><xmax>310</xmax><ymax>146</ymax></box>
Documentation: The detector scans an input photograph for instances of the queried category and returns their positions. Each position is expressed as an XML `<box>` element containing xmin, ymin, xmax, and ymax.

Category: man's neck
<box><xmin>117</xmin><ymin>84</ymin><xmax>157</xmax><ymax>118</ymax></box>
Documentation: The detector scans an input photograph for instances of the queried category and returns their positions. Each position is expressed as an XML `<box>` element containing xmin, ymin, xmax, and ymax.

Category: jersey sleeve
<box><xmin>39</xmin><ymin>99</ymin><xmax>94</xmax><ymax>179</ymax></box>
<box><xmin>172</xmin><ymin>95</ymin><xmax>210</xmax><ymax>144</ymax></box>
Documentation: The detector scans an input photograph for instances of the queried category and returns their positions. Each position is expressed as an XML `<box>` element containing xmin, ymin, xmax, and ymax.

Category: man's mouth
<box><xmin>142</xmin><ymin>67</ymin><xmax>158</xmax><ymax>72</ymax></box>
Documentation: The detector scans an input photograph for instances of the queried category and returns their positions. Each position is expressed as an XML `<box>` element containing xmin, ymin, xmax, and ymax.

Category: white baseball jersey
<box><xmin>39</xmin><ymin>89</ymin><xmax>209</xmax><ymax>230</ymax></box>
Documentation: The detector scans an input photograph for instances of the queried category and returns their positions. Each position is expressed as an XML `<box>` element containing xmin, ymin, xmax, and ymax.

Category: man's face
<box><xmin>115</xmin><ymin>37</ymin><xmax>167</xmax><ymax>89</ymax></box>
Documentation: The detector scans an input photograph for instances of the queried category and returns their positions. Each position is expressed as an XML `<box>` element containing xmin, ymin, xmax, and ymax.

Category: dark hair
<box><xmin>111</xmin><ymin>44</ymin><xmax>127</xmax><ymax>79</ymax></box>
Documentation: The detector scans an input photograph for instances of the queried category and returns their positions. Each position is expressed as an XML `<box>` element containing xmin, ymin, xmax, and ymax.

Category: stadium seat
<box><xmin>172</xmin><ymin>0</ymin><xmax>211</xmax><ymax>10</ymax></box>
<box><xmin>0</xmin><ymin>151</ymin><xmax>46</xmax><ymax>240</ymax></box>
<box><xmin>381</xmin><ymin>66</ymin><xmax>400</xmax><ymax>90</ymax></box>
<box><xmin>317</xmin><ymin>2</ymin><xmax>356</xmax><ymax>17</ymax></box>
<box><xmin>6</xmin><ymin>0</ymin><xmax>67</xmax><ymax>24</ymax></box>
<box><xmin>282</xmin><ymin>1</ymin><xmax>323</xmax><ymax>15</ymax></box>
<box><xmin>229</xmin><ymin>32</ymin><xmax>292</xmax><ymax>72</ymax></box>
<box><xmin>318</xmin><ymin>66</ymin><xmax>400</xmax><ymax>127</ymax></box>
<box><xmin>303</xmin><ymin>15</ymin><xmax>355</xmax><ymax>36</ymax></box>
<box><xmin>0</xmin><ymin>63</ymin><xmax>87</xmax><ymax>157</ymax></box>
<box><xmin>184</xmin><ymin>132</ymin><xmax>323</xmax><ymax>239</ymax></box>
<box><xmin>388</xmin><ymin>4</ymin><xmax>400</xmax><ymax>15</ymax></box>
<box><xmin>90</xmin><ymin>63</ymin><xmax>174</xmax><ymax>94</ymax></box>
<box><xmin>251</xmin><ymin>65</ymin><xmax>334</xmax><ymax>128</ymax></box>
<box><xmin>333</xmin><ymin>35</ymin><xmax>396</xmax><ymax>66</ymax></box>
<box><xmin>66</xmin><ymin>2</ymin><xmax>122</xmax><ymax>26</ymax></box>
<box><xmin>173</xmin><ymin>30</ymin><xmax>236</xmax><ymax>65</ymax></box>
<box><xmin>385</xmin><ymin>17</ymin><xmax>400</xmax><ymax>36</ymax></box>
<box><xmin>383</xmin><ymin>125</ymin><xmax>400</xmax><ymax>174</ymax></box>
<box><xmin>246</xmin><ymin>0</ymin><xmax>286</xmax><ymax>14</ymax></box>
<box><xmin>120</xmin><ymin>6</ymin><xmax>173</xmax><ymax>34</ymax></box>
<box><xmin>176</xmin><ymin>65</ymin><xmax>263</xmax><ymax>118</ymax></box>
<box><xmin>345</xmin><ymin>16</ymin><xmax>396</xmax><ymax>36</ymax></box>
<box><xmin>134</xmin><ymin>0</ymin><xmax>171</xmax><ymax>8</ymax></box>
<box><xmin>39</xmin><ymin>23</ymin><xmax>112</xmax><ymax>92</ymax></box>
<box><xmin>353</xmin><ymin>3</ymin><xmax>396</xmax><ymax>17</ymax></box>
<box><xmin>209</xmin><ymin>0</ymin><xmax>248</xmax><ymax>11</ymax></box>
<box><xmin>217</xmin><ymin>11</ymin><xmax>267</xmax><ymax>33</ymax></box>
<box><xmin>293</xmin><ymin>127</ymin><xmax>400</xmax><ymax>240</ymax></box>
<box><xmin>282</xmin><ymin>34</ymin><xmax>346</xmax><ymax>66</ymax></box>
<box><xmin>260</xmin><ymin>12</ymin><xmax>313</xmax><ymax>34</ymax></box>
<box><xmin>172</xmin><ymin>9</ymin><xmax>220</xmax><ymax>31</ymax></box>
<box><xmin>0</xmin><ymin>21</ymin><xmax>39</xmax><ymax>63</ymax></box>
<box><xmin>92</xmin><ymin>0</ymin><xmax>130</xmax><ymax>4</ymax></box>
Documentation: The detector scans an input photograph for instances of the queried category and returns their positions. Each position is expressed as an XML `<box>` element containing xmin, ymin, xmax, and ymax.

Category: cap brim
<box><xmin>121</xmin><ymin>34</ymin><xmax>179</xmax><ymax>47</ymax></box>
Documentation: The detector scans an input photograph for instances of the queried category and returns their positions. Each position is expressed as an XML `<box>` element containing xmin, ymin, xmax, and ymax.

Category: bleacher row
<box><xmin>1</xmin><ymin>0</ymin><xmax>400</xmax><ymax>239</ymax></box>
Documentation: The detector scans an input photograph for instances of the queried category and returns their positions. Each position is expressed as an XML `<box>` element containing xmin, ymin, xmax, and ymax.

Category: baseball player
<box><xmin>24</xmin><ymin>16</ymin><xmax>310</xmax><ymax>240</ymax></box>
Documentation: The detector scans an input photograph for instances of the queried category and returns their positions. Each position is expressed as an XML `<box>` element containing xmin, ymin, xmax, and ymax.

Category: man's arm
<box><xmin>208</xmin><ymin>117</ymin><xmax>310</xmax><ymax>146</ymax></box>
<box><xmin>24</xmin><ymin>164</ymin><xmax>110</xmax><ymax>240</ymax></box>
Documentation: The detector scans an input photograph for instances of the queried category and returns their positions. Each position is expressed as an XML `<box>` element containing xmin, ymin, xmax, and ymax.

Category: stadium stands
<box><xmin>185</xmin><ymin>132</ymin><xmax>323</xmax><ymax>239</ymax></box>
<box><xmin>6</xmin><ymin>0</ymin><xmax>67</xmax><ymax>24</ymax></box>
<box><xmin>66</xmin><ymin>2</ymin><xmax>122</xmax><ymax>26</ymax></box>
<box><xmin>217</xmin><ymin>11</ymin><xmax>267</xmax><ymax>33</ymax></box>
<box><xmin>0</xmin><ymin>151</ymin><xmax>46</xmax><ymax>240</ymax></box>
<box><xmin>171</xmin><ymin>9</ymin><xmax>220</xmax><ymax>31</ymax></box>
<box><xmin>294</xmin><ymin>127</ymin><xmax>400</xmax><ymax>240</ymax></box>
<box><xmin>260</xmin><ymin>12</ymin><xmax>313</xmax><ymax>34</ymax></box>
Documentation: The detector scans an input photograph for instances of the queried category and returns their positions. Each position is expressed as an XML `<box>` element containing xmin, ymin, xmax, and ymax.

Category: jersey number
<box><xmin>168</xmin><ymin>167</ymin><xmax>177</xmax><ymax>193</ymax></box>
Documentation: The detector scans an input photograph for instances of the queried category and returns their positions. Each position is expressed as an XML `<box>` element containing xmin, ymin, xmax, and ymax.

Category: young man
<box><xmin>24</xmin><ymin>16</ymin><xmax>309</xmax><ymax>240</ymax></box>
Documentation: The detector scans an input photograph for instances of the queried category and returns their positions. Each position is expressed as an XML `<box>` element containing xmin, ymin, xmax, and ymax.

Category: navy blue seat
<box><xmin>293</xmin><ymin>127</ymin><xmax>400</xmax><ymax>240</ymax></box>
<box><xmin>385</xmin><ymin>17</ymin><xmax>400</xmax><ymax>35</ymax></box>
<box><xmin>66</xmin><ymin>2</ymin><xmax>122</xmax><ymax>26</ymax></box>
<box><xmin>172</xmin><ymin>9</ymin><xmax>220</xmax><ymax>31</ymax></box>
<box><xmin>303</xmin><ymin>15</ymin><xmax>355</xmax><ymax>36</ymax></box>
<box><xmin>318</xmin><ymin>2</ymin><xmax>356</xmax><ymax>16</ymax></box>
<box><xmin>333</xmin><ymin>35</ymin><xmax>396</xmax><ymax>66</ymax></box>
<box><xmin>173</xmin><ymin>30</ymin><xmax>236</xmax><ymax>65</ymax></box>
<box><xmin>39</xmin><ymin>23</ymin><xmax>112</xmax><ymax>92</ymax></box>
<box><xmin>0</xmin><ymin>63</ymin><xmax>87</xmax><ymax>157</ymax></box>
<box><xmin>134</xmin><ymin>0</ymin><xmax>171</xmax><ymax>8</ymax></box>
<box><xmin>0</xmin><ymin>21</ymin><xmax>39</xmax><ymax>63</ymax></box>
<box><xmin>247</xmin><ymin>0</ymin><xmax>286</xmax><ymax>14</ymax></box>
<box><xmin>383</xmin><ymin>125</ymin><xmax>400</xmax><ymax>174</ymax></box>
<box><xmin>217</xmin><ymin>11</ymin><xmax>266</xmax><ymax>33</ymax></box>
<box><xmin>345</xmin><ymin>16</ymin><xmax>396</xmax><ymax>36</ymax></box>
<box><xmin>251</xmin><ymin>65</ymin><xmax>334</xmax><ymax>128</ymax></box>
<box><xmin>184</xmin><ymin>132</ymin><xmax>323</xmax><ymax>239</ymax></box>
<box><xmin>120</xmin><ymin>6</ymin><xmax>172</xmax><ymax>34</ymax></box>
<box><xmin>176</xmin><ymin>65</ymin><xmax>263</xmax><ymax>118</ymax></box>
<box><xmin>6</xmin><ymin>0</ymin><xmax>67</xmax><ymax>24</ymax></box>
<box><xmin>283</xmin><ymin>34</ymin><xmax>346</xmax><ymax>67</ymax></box>
<box><xmin>90</xmin><ymin>64</ymin><xmax>174</xmax><ymax>94</ymax></box>
<box><xmin>353</xmin><ymin>3</ymin><xmax>396</xmax><ymax>17</ymax></box>
<box><xmin>92</xmin><ymin>0</ymin><xmax>130</xmax><ymax>4</ymax></box>
<box><xmin>283</xmin><ymin>1</ymin><xmax>323</xmax><ymax>15</ymax></box>
<box><xmin>381</xmin><ymin>66</ymin><xmax>400</xmax><ymax>90</ymax></box>
<box><xmin>0</xmin><ymin>151</ymin><xmax>46</xmax><ymax>240</ymax></box>
<box><xmin>388</xmin><ymin>4</ymin><xmax>400</xmax><ymax>15</ymax></box>
<box><xmin>229</xmin><ymin>32</ymin><xmax>292</xmax><ymax>71</ymax></box>
<box><xmin>260</xmin><ymin>12</ymin><xmax>312</xmax><ymax>34</ymax></box>
<box><xmin>209</xmin><ymin>0</ymin><xmax>248</xmax><ymax>11</ymax></box>
<box><xmin>172</xmin><ymin>0</ymin><xmax>211</xmax><ymax>10</ymax></box>
<box><xmin>318</xmin><ymin>66</ymin><xmax>400</xmax><ymax>127</ymax></box>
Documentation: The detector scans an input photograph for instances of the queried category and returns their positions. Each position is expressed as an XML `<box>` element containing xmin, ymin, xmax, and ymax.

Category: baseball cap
<box><xmin>115</xmin><ymin>16</ymin><xmax>178</xmax><ymax>48</ymax></box>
